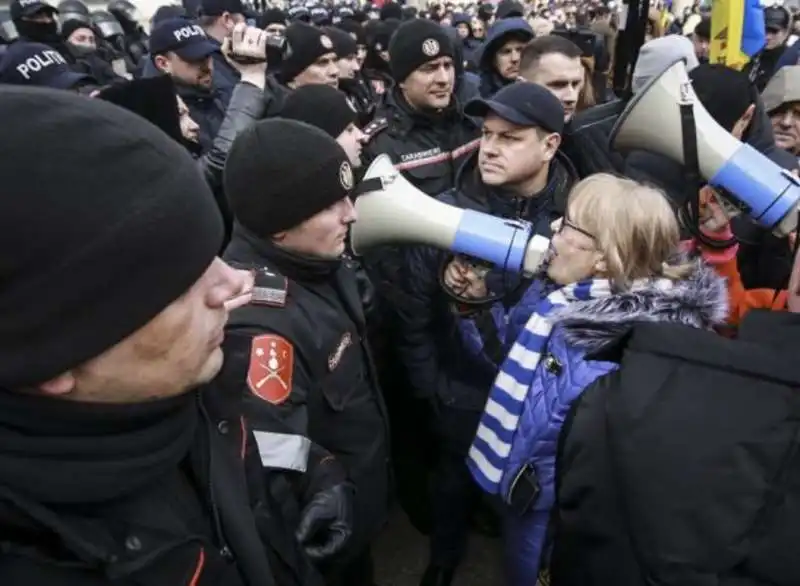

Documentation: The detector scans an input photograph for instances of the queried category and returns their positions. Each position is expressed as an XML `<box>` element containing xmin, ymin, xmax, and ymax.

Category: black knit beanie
<box><xmin>259</xmin><ymin>7</ymin><xmax>286</xmax><ymax>27</ymax></box>
<box><xmin>281</xmin><ymin>22</ymin><xmax>337</xmax><ymax>83</ymax></box>
<box><xmin>336</xmin><ymin>18</ymin><xmax>366</xmax><ymax>45</ymax></box>
<box><xmin>60</xmin><ymin>18</ymin><xmax>93</xmax><ymax>41</ymax></box>
<box><xmin>279</xmin><ymin>84</ymin><xmax>357</xmax><ymax>138</ymax></box>
<box><xmin>97</xmin><ymin>75</ymin><xmax>184</xmax><ymax>146</ymax></box>
<box><xmin>0</xmin><ymin>86</ymin><xmax>223</xmax><ymax>388</ymax></box>
<box><xmin>224</xmin><ymin>119</ymin><xmax>355</xmax><ymax>237</ymax></box>
<box><xmin>380</xmin><ymin>2</ymin><xmax>403</xmax><ymax>21</ymax></box>
<box><xmin>389</xmin><ymin>19</ymin><xmax>455</xmax><ymax>82</ymax></box>
<box><xmin>324</xmin><ymin>26</ymin><xmax>357</xmax><ymax>58</ymax></box>
<box><xmin>368</xmin><ymin>18</ymin><xmax>399</xmax><ymax>53</ymax></box>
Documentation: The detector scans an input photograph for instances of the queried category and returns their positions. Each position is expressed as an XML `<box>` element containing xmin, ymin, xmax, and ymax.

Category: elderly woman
<box><xmin>454</xmin><ymin>174</ymin><xmax>727</xmax><ymax>586</ymax></box>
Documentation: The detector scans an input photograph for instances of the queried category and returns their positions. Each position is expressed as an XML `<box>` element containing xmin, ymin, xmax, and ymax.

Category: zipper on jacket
<box><xmin>197</xmin><ymin>396</ymin><xmax>233</xmax><ymax>562</ymax></box>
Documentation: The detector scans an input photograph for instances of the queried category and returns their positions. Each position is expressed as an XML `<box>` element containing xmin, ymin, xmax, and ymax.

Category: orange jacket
<box><xmin>693</xmin><ymin>228</ymin><xmax>787</xmax><ymax>326</ymax></box>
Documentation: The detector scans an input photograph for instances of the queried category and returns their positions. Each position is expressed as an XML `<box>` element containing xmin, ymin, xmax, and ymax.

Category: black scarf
<box><xmin>0</xmin><ymin>387</ymin><xmax>198</xmax><ymax>505</ymax></box>
<box><xmin>17</xmin><ymin>19</ymin><xmax>65</xmax><ymax>49</ymax></box>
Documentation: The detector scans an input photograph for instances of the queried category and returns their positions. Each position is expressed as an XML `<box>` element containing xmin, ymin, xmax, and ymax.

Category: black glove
<box><xmin>295</xmin><ymin>482</ymin><xmax>354</xmax><ymax>562</ymax></box>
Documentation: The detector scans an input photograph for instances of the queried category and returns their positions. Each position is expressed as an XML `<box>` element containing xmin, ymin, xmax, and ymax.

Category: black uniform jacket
<box><xmin>0</xmin><ymin>384</ymin><xmax>321</xmax><ymax>586</ymax></box>
<box><xmin>361</xmin><ymin>87</ymin><xmax>480</xmax><ymax>197</ymax></box>
<box><xmin>221</xmin><ymin>225</ymin><xmax>391</xmax><ymax>559</ymax></box>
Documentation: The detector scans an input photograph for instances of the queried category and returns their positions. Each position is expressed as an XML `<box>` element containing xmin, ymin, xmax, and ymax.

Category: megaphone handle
<box><xmin>452</xmin><ymin>210</ymin><xmax>532</xmax><ymax>273</ymax></box>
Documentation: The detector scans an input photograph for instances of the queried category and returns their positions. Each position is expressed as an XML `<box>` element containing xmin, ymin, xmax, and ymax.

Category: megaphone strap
<box><xmin>678</xmin><ymin>102</ymin><xmax>736</xmax><ymax>250</ymax></box>
<box><xmin>351</xmin><ymin>177</ymin><xmax>387</xmax><ymax>199</ymax></box>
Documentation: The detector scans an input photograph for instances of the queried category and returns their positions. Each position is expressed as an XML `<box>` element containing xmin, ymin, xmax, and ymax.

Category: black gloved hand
<box><xmin>295</xmin><ymin>482</ymin><xmax>354</xmax><ymax>562</ymax></box>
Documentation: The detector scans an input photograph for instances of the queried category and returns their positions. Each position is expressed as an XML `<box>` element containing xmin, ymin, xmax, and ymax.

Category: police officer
<box><xmin>0</xmin><ymin>85</ymin><xmax>322</xmax><ymax>586</ymax></box>
<box><xmin>359</xmin><ymin>16</ymin><xmax>480</xmax><ymax>318</ymax></box>
<box><xmin>221</xmin><ymin>118</ymin><xmax>390</xmax><ymax>586</ymax></box>
<box><xmin>361</xmin><ymin>18</ymin><xmax>479</xmax><ymax>198</ymax></box>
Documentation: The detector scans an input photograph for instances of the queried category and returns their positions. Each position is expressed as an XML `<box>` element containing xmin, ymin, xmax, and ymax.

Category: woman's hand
<box><xmin>443</xmin><ymin>256</ymin><xmax>488</xmax><ymax>299</ymax></box>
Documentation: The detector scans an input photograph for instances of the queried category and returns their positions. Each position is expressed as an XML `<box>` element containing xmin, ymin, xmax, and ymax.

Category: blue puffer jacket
<box><xmin>495</xmin><ymin>263</ymin><xmax>728</xmax><ymax>586</ymax></box>
<box><xmin>476</xmin><ymin>17</ymin><xmax>533</xmax><ymax>98</ymax></box>
<box><xmin>395</xmin><ymin>151</ymin><xmax>574</xmax><ymax>411</ymax></box>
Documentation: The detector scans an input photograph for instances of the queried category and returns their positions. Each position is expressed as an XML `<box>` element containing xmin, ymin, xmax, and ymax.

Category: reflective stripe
<box><xmin>252</xmin><ymin>430</ymin><xmax>311</xmax><ymax>472</ymax></box>
<box><xmin>394</xmin><ymin>138</ymin><xmax>481</xmax><ymax>172</ymax></box>
<box><xmin>451</xmin><ymin>138</ymin><xmax>481</xmax><ymax>159</ymax></box>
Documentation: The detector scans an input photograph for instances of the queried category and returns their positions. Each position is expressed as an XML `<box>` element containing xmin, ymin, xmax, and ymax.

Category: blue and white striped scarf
<box><xmin>466</xmin><ymin>278</ymin><xmax>611</xmax><ymax>494</ymax></box>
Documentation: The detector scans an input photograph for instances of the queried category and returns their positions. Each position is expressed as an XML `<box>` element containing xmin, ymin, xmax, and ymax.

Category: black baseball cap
<box><xmin>10</xmin><ymin>0</ymin><xmax>57</xmax><ymax>20</ymax></box>
<box><xmin>465</xmin><ymin>81</ymin><xmax>565</xmax><ymax>134</ymax></box>
<box><xmin>0</xmin><ymin>42</ymin><xmax>90</xmax><ymax>89</ymax></box>
<box><xmin>199</xmin><ymin>0</ymin><xmax>244</xmax><ymax>17</ymax></box>
<box><xmin>149</xmin><ymin>18</ymin><xmax>218</xmax><ymax>61</ymax></box>
<box><xmin>764</xmin><ymin>6</ymin><xmax>790</xmax><ymax>32</ymax></box>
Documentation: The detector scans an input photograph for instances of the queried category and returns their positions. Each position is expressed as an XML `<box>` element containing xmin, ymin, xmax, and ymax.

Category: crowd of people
<box><xmin>2</xmin><ymin>0</ymin><xmax>800</xmax><ymax>585</ymax></box>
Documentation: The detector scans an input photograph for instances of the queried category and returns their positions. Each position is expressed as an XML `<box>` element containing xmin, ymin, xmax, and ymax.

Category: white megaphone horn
<box><xmin>351</xmin><ymin>154</ymin><xmax>550</xmax><ymax>274</ymax></box>
<box><xmin>610</xmin><ymin>58</ymin><xmax>800</xmax><ymax>237</ymax></box>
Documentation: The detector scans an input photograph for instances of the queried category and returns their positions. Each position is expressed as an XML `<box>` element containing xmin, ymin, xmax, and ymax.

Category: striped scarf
<box><xmin>466</xmin><ymin>278</ymin><xmax>612</xmax><ymax>494</ymax></box>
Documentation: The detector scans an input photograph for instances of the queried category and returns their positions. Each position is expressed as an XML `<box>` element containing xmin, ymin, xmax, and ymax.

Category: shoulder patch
<box><xmin>251</xmin><ymin>267</ymin><xmax>288</xmax><ymax>307</ymax></box>
<box><xmin>247</xmin><ymin>334</ymin><xmax>294</xmax><ymax>405</ymax></box>
<box><xmin>362</xmin><ymin>117</ymin><xmax>388</xmax><ymax>142</ymax></box>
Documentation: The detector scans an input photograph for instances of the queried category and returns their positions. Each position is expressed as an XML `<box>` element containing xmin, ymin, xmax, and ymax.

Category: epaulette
<box><xmin>362</xmin><ymin>117</ymin><xmax>389</xmax><ymax>142</ymax></box>
<box><xmin>250</xmin><ymin>266</ymin><xmax>288</xmax><ymax>308</ymax></box>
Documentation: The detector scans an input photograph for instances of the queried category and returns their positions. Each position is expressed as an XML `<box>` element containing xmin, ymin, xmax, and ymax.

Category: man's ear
<box><xmin>543</xmin><ymin>131</ymin><xmax>562</xmax><ymax>162</ymax></box>
<box><xmin>732</xmin><ymin>103</ymin><xmax>756</xmax><ymax>141</ymax></box>
<box><xmin>37</xmin><ymin>372</ymin><xmax>77</xmax><ymax>396</ymax></box>
<box><xmin>153</xmin><ymin>54</ymin><xmax>171</xmax><ymax>75</ymax></box>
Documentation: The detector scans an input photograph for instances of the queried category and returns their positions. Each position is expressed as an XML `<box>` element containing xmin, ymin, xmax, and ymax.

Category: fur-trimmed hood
<box><xmin>553</xmin><ymin>260</ymin><xmax>728</xmax><ymax>352</ymax></box>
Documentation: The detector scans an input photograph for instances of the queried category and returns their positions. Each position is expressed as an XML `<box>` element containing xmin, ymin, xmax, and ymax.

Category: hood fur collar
<box><xmin>553</xmin><ymin>260</ymin><xmax>728</xmax><ymax>352</ymax></box>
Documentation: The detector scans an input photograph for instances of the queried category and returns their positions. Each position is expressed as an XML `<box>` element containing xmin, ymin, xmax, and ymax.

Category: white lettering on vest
<box><xmin>400</xmin><ymin>147</ymin><xmax>442</xmax><ymax>163</ymax></box>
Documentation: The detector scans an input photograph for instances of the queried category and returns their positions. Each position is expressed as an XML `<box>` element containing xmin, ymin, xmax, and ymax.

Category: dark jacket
<box><xmin>561</xmin><ymin>98</ymin><xmax>627</xmax><ymax>178</ymax></box>
<box><xmin>441</xmin><ymin>24</ymin><xmax>483</xmax><ymax>106</ymax></box>
<box><xmin>744</xmin><ymin>42</ymin><xmax>788</xmax><ymax>92</ymax></box>
<box><xmin>221</xmin><ymin>227</ymin><xmax>391</xmax><ymax>560</ymax></box>
<box><xmin>450</xmin><ymin>15</ymin><xmax>482</xmax><ymax>70</ymax></box>
<box><xmin>339</xmin><ymin>73</ymin><xmax>377</xmax><ymax>127</ymax></box>
<box><xmin>394</xmin><ymin>151</ymin><xmax>575</xmax><ymax>411</ymax></box>
<box><xmin>208</xmin><ymin>37</ymin><xmax>240</xmax><ymax>103</ymax></box>
<box><xmin>70</xmin><ymin>46</ymin><xmax>126</xmax><ymax>86</ymax></box>
<box><xmin>178</xmin><ymin>83</ymin><xmax>228</xmax><ymax>154</ymax></box>
<box><xmin>0</xmin><ymin>385</ymin><xmax>321</xmax><ymax>586</ymax></box>
<box><xmin>476</xmin><ymin>17</ymin><xmax>534</xmax><ymax>98</ymax></box>
<box><xmin>776</xmin><ymin>38</ymin><xmax>800</xmax><ymax>71</ymax></box>
<box><xmin>261</xmin><ymin>72</ymin><xmax>293</xmax><ymax>119</ymax></box>
<box><xmin>362</xmin><ymin>88</ymin><xmax>480</xmax><ymax>197</ymax></box>
<box><xmin>551</xmin><ymin>310</ymin><xmax>800</xmax><ymax>586</ymax></box>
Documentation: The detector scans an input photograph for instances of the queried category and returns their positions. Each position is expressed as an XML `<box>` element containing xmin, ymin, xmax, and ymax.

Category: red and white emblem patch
<box><xmin>247</xmin><ymin>335</ymin><xmax>294</xmax><ymax>405</ymax></box>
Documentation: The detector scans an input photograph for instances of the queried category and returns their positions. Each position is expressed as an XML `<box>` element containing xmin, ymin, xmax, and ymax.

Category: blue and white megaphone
<box><xmin>610</xmin><ymin>59</ymin><xmax>800</xmax><ymax>237</ymax></box>
<box><xmin>351</xmin><ymin>154</ymin><xmax>550</xmax><ymax>274</ymax></box>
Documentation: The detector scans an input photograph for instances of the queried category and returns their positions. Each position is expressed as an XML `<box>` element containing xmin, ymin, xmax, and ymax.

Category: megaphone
<box><xmin>351</xmin><ymin>154</ymin><xmax>550</xmax><ymax>274</ymax></box>
<box><xmin>610</xmin><ymin>59</ymin><xmax>800</xmax><ymax>237</ymax></box>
